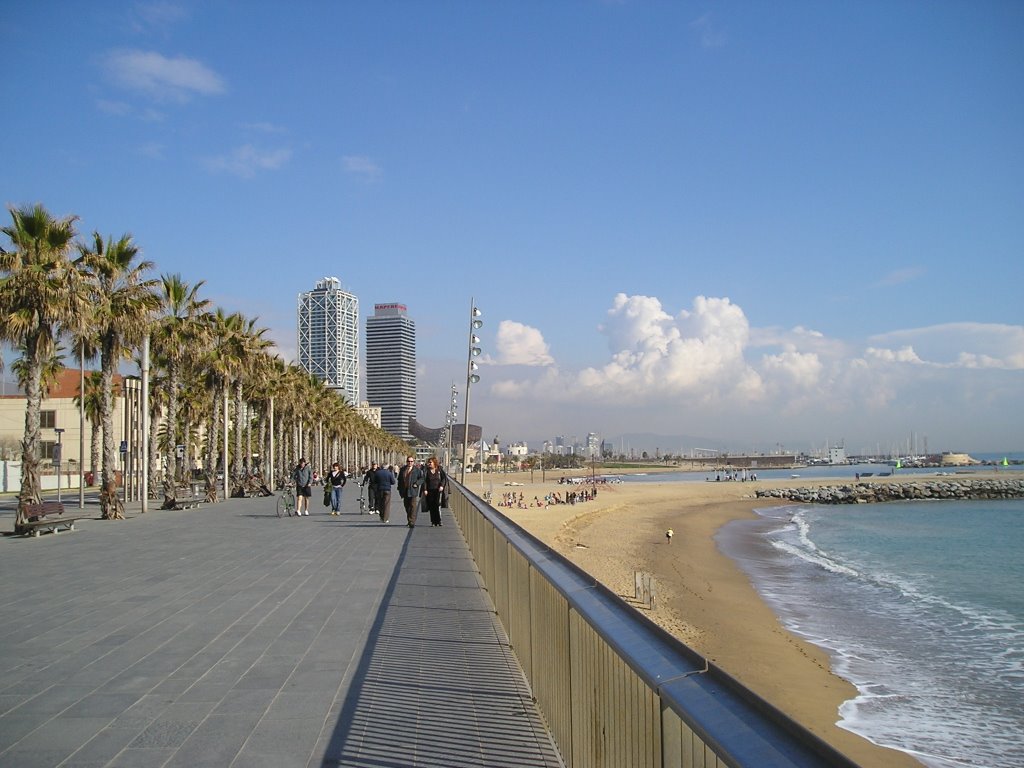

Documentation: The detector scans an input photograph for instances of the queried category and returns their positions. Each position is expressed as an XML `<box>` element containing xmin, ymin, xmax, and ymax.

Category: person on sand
<box><xmin>293</xmin><ymin>458</ymin><xmax>312</xmax><ymax>516</ymax></box>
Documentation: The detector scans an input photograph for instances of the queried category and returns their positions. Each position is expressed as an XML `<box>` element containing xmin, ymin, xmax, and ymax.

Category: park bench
<box><xmin>161</xmin><ymin>484</ymin><xmax>207</xmax><ymax>510</ymax></box>
<box><xmin>21</xmin><ymin>501</ymin><xmax>90</xmax><ymax>537</ymax></box>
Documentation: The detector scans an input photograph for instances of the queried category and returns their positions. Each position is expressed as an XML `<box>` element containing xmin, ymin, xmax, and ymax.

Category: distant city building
<box><xmin>297</xmin><ymin>277</ymin><xmax>359</xmax><ymax>403</ymax></box>
<box><xmin>586</xmin><ymin>432</ymin><xmax>600</xmax><ymax>458</ymax></box>
<box><xmin>542</xmin><ymin>440</ymin><xmax>553</xmax><ymax>454</ymax></box>
<box><xmin>828</xmin><ymin>446</ymin><xmax>848</xmax><ymax>465</ymax></box>
<box><xmin>506</xmin><ymin>441</ymin><xmax>529</xmax><ymax>458</ymax></box>
<box><xmin>354</xmin><ymin>401</ymin><xmax>382</xmax><ymax>430</ymax></box>
<box><xmin>365</xmin><ymin>303</ymin><xmax>416</xmax><ymax>440</ymax></box>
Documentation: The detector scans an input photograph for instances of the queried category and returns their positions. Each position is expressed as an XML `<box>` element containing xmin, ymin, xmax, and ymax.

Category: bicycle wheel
<box><xmin>277</xmin><ymin>492</ymin><xmax>294</xmax><ymax>517</ymax></box>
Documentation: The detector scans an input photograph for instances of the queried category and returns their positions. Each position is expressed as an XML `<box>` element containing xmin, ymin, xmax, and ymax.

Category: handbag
<box><xmin>323</xmin><ymin>485</ymin><xmax>332</xmax><ymax>507</ymax></box>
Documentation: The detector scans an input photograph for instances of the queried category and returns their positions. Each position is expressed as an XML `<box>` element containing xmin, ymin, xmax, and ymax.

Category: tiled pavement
<box><xmin>0</xmin><ymin>489</ymin><xmax>563</xmax><ymax>767</ymax></box>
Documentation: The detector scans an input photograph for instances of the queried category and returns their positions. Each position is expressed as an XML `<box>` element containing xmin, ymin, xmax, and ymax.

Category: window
<box><xmin>40</xmin><ymin>440</ymin><xmax>56</xmax><ymax>460</ymax></box>
<box><xmin>41</xmin><ymin>410</ymin><xmax>56</xmax><ymax>429</ymax></box>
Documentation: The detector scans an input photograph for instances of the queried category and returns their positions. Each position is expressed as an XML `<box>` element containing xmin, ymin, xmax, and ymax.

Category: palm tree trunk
<box><xmin>232</xmin><ymin>380</ymin><xmax>244</xmax><ymax>484</ymax></box>
<box><xmin>99</xmin><ymin>335</ymin><xmax>123</xmax><ymax>520</ymax></box>
<box><xmin>90</xmin><ymin>422</ymin><xmax>101</xmax><ymax>482</ymax></box>
<box><xmin>16</xmin><ymin>334</ymin><xmax>43</xmax><ymax>531</ymax></box>
<box><xmin>167</xmin><ymin>359</ymin><xmax>180</xmax><ymax>484</ymax></box>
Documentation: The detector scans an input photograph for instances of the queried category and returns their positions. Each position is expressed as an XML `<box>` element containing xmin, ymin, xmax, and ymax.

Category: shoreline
<box><xmin>488</xmin><ymin>469</ymin><xmax>925</xmax><ymax>767</ymax></box>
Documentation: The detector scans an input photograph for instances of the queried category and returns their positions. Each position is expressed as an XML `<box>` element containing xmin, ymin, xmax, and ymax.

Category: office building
<box><xmin>297</xmin><ymin>277</ymin><xmax>359</xmax><ymax>403</ymax></box>
<box><xmin>366</xmin><ymin>303</ymin><xmax>416</xmax><ymax>440</ymax></box>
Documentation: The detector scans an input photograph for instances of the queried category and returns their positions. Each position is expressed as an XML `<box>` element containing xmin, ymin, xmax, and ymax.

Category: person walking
<box><xmin>397</xmin><ymin>455</ymin><xmax>425</xmax><ymax>528</ymax></box>
<box><xmin>293</xmin><ymin>458</ymin><xmax>312</xmax><ymax>516</ymax></box>
<box><xmin>421</xmin><ymin>456</ymin><xmax>448</xmax><ymax>527</ymax></box>
<box><xmin>362</xmin><ymin>462</ymin><xmax>379</xmax><ymax>514</ymax></box>
<box><xmin>326</xmin><ymin>462</ymin><xmax>347</xmax><ymax>515</ymax></box>
<box><xmin>372</xmin><ymin>462</ymin><xmax>396</xmax><ymax>524</ymax></box>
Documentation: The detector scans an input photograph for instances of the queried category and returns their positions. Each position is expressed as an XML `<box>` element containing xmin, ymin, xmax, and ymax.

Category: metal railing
<box><xmin>449</xmin><ymin>481</ymin><xmax>860</xmax><ymax>768</ymax></box>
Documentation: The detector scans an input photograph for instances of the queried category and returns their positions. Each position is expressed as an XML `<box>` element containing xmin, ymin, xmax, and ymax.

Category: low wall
<box><xmin>756</xmin><ymin>478</ymin><xmax>1024</xmax><ymax>504</ymax></box>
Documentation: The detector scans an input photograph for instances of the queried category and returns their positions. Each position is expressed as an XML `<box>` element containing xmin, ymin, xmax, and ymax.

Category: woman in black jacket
<box><xmin>420</xmin><ymin>456</ymin><xmax>448</xmax><ymax>527</ymax></box>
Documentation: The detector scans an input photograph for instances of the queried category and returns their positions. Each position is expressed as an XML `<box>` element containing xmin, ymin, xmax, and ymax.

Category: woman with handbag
<box><xmin>420</xmin><ymin>456</ymin><xmax>448</xmax><ymax>527</ymax></box>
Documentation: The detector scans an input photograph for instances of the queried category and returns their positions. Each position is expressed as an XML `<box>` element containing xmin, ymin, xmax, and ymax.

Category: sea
<box><xmin>617</xmin><ymin>457</ymin><xmax>1023</xmax><ymax>766</ymax></box>
<box><xmin>695</xmin><ymin>459</ymin><xmax>1024</xmax><ymax>768</ymax></box>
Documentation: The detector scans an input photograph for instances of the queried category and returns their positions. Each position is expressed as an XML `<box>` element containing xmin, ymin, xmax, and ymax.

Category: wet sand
<box><xmin>477</xmin><ymin>470</ymin><xmax>922</xmax><ymax>768</ymax></box>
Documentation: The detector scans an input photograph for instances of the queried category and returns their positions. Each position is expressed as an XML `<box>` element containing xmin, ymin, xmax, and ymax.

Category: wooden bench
<box><xmin>161</xmin><ymin>486</ymin><xmax>206</xmax><ymax>510</ymax></box>
<box><xmin>21</xmin><ymin>501</ymin><xmax>90</xmax><ymax>537</ymax></box>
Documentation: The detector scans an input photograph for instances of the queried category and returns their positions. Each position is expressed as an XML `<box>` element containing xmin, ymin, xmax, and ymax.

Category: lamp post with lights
<box><xmin>461</xmin><ymin>300</ymin><xmax>482</xmax><ymax>484</ymax></box>
<box><xmin>445</xmin><ymin>383</ymin><xmax>458</xmax><ymax>470</ymax></box>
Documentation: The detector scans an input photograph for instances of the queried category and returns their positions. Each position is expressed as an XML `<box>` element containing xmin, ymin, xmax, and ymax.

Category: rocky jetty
<box><xmin>755</xmin><ymin>478</ymin><xmax>1024</xmax><ymax>504</ymax></box>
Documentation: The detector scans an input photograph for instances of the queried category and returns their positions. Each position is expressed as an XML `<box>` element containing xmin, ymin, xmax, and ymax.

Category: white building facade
<box><xmin>297</xmin><ymin>277</ymin><xmax>359</xmax><ymax>403</ymax></box>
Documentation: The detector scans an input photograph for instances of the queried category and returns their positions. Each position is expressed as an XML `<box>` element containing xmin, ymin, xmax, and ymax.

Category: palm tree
<box><xmin>72</xmin><ymin>370</ymin><xmax>106</xmax><ymax>484</ymax></box>
<box><xmin>152</xmin><ymin>274</ymin><xmax>209</xmax><ymax>493</ymax></box>
<box><xmin>0</xmin><ymin>204</ymin><xmax>85</xmax><ymax>532</ymax></box>
<box><xmin>77</xmin><ymin>232</ymin><xmax>160</xmax><ymax>519</ymax></box>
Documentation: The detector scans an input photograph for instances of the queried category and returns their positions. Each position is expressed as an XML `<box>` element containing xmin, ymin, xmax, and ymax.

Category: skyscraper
<box><xmin>366</xmin><ymin>303</ymin><xmax>416</xmax><ymax>440</ymax></box>
<box><xmin>297</xmin><ymin>277</ymin><xmax>359</xmax><ymax>403</ymax></box>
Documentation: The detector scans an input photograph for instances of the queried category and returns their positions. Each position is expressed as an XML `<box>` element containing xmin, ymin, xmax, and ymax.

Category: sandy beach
<box><xmin>473</xmin><ymin>469</ymin><xmax>923</xmax><ymax>768</ymax></box>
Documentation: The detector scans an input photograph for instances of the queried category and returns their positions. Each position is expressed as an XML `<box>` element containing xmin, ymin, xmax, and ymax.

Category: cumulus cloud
<box><xmin>483</xmin><ymin>293</ymin><xmax>1024</xmax><ymax>451</ymax></box>
<box><xmin>342</xmin><ymin>155</ymin><xmax>383</xmax><ymax>181</ymax></box>
<box><xmin>869</xmin><ymin>323</ymin><xmax>1024</xmax><ymax>369</ymax></box>
<box><xmin>492</xmin><ymin>321</ymin><xmax>553</xmax><ymax>366</ymax></box>
<box><xmin>206</xmin><ymin>144</ymin><xmax>292</xmax><ymax>178</ymax></box>
<box><xmin>103</xmin><ymin>49</ymin><xmax>225</xmax><ymax>102</ymax></box>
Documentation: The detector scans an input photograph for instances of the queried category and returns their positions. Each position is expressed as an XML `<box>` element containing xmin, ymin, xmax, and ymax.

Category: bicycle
<box><xmin>277</xmin><ymin>484</ymin><xmax>296</xmax><ymax>518</ymax></box>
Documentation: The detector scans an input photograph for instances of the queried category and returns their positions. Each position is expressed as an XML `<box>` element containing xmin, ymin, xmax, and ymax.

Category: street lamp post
<box><xmin>54</xmin><ymin>428</ymin><xmax>65</xmax><ymax>503</ymax></box>
<box><xmin>461</xmin><ymin>300</ymin><xmax>482</xmax><ymax>484</ymax></box>
<box><xmin>445</xmin><ymin>383</ymin><xmax>458</xmax><ymax>470</ymax></box>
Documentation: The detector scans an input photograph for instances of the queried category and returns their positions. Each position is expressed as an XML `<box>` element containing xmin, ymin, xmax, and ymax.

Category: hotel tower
<box><xmin>297</xmin><ymin>277</ymin><xmax>359</xmax><ymax>403</ymax></box>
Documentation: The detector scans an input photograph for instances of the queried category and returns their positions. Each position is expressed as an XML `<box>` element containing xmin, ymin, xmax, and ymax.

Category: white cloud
<box><xmin>874</xmin><ymin>266</ymin><xmax>926</xmax><ymax>288</ymax></box>
<box><xmin>483</xmin><ymin>294</ymin><xmax>1024</xmax><ymax>450</ymax></box>
<box><xmin>103</xmin><ymin>49</ymin><xmax>225</xmax><ymax>102</ymax></box>
<box><xmin>206</xmin><ymin>145</ymin><xmax>292</xmax><ymax>178</ymax></box>
<box><xmin>690</xmin><ymin>13</ymin><xmax>727</xmax><ymax>49</ymax></box>
<box><xmin>492</xmin><ymin>321</ymin><xmax>553</xmax><ymax>366</ymax></box>
<box><xmin>869</xmin><ymin>323</ymin><xmax>1024</xmax><ymax>369</ymax></box>
<box><xmin>130</xmin><ymin>2</ymin><xmax>188</xmax><ymax>34</ymax></box>
<box><xmin>242</xmin><ymin>121</ymin><xmax>288</xmax><ymax>134</ymax></box>
<box><xmin>342</xmin><ymin>155</ymin><xmax>383</xmax><ymax>181</ymax></box>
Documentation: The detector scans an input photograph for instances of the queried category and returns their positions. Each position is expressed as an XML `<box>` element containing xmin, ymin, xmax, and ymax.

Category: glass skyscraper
<box><xmin>297</xmin><ymin>277</ymin><xmax>359</xmax><ymax>403</ymax></box>
<box><xmin>366</xmin><ymin>303</ymin><xmax>416</xmax><ymax>439</ymax></box>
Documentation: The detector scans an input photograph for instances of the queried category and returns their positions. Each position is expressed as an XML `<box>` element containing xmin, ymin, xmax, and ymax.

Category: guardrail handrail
<box><xmin>449</xmin><ymin>480</ymin><xmax>860</xmax><ymax>768</ymax></box>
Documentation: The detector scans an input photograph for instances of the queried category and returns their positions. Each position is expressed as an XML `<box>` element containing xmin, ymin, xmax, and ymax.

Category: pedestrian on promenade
<box><xmin>362</xmin><ymin>462</ymin><xmax>379</xmax><ymax>514</ymax></box>
<box><xmin>326</xmin><ymin>462</ymin><xmax>347</xmax><ymax>515</ymax></box>
<box><xmin>372</xmin><ymin>463</ymin><xmax>396</xmax><ymax>524</ymax></box>
<box><xmin>421</xmin><ymin>456</ymin><xmax>448</xmax><ymax>527</ymax></box>
<box><xmin>293</xmin><ymin>458</ymin><xmax>312</xmax><ymax>516</ymax></box>
<box><xmin>397</xmin><ymin>455</ymin><xmax>425</xmax><ymax>528</ymax></box>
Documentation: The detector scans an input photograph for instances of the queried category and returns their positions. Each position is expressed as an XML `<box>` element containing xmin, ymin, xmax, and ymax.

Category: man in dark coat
<box><xmin>397</xmin><ymin>456</ymin><xmax>425</xmax><ymax>528</ymax></box>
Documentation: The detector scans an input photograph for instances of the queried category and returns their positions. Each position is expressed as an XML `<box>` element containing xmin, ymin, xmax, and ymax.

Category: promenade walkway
<box><xmin>0</xmin><ymin>489</ymin><xmax>563</xmax><ymax>767</ymax></box>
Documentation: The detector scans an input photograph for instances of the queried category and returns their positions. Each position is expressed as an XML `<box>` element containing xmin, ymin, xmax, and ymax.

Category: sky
<box><xmin>2</xmin><ymin>1</ymin><xmax>1023</xmax><ymax>456</ymax></box>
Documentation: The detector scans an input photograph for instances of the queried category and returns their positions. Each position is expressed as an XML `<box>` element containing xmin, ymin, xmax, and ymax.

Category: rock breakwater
<box><xmin>755</xmin><ymin>478</ymin><xmax>1024</xmax><ymax>504</ymax></box>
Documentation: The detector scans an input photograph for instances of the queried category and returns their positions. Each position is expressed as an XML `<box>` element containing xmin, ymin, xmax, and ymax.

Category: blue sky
<box><xmin>3</xmin><ymin>1</ymin><xmax>1022</xmax><ymax>455</ymax></box>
